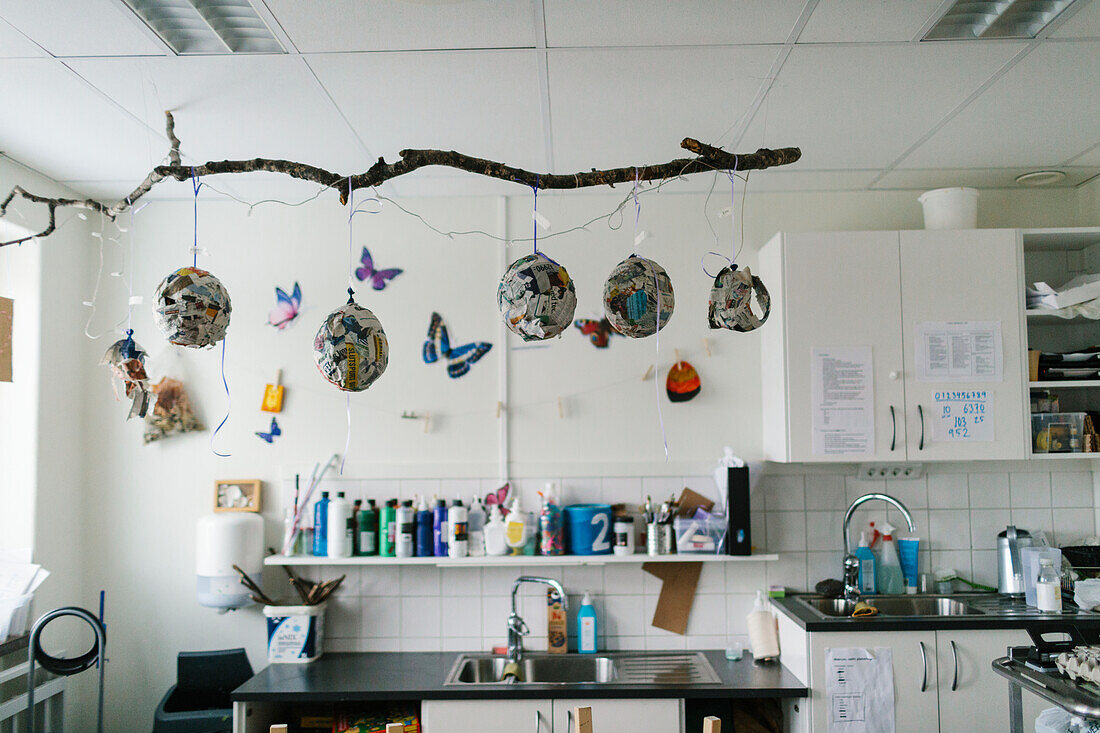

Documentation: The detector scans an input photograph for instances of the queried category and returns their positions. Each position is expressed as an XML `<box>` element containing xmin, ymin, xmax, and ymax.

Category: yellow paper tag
<box><xmin>261</xmin><ymin>383</ymin><xmax>284</xmax><ymax>412</ymax></box>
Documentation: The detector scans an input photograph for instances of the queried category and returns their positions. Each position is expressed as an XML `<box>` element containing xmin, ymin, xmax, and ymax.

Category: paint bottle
<box><xmin>484</xmin><ymin>505</ymin><xmax>509</xmax><ymax>556</ymax></box>
<box><xmin>356</xmin><ymin>499</ymin><xmax>378</xmax><ymax>556</ymax></box>
<box><xmin>505</xmin><ymin>496</ymin><xmax>528</xmax><ymax>555</ymax></box>
<box><xmin>380</xmin><ymin>499</ymin><xmax>397</xmax><ymax>557</ymax></box>
<box><xmin>327</xmin><ymin>491</ymin><xmax>352</xmax><ymax>558</ymax></box>
<box><xmin>396</xmin><ymin>500</ymin><xmax>416</xmax><ymax>558</ymax></box>
<box><xmin>577</xmin><ymin>592</ymin><xmax>598</xmax><ymax>654</ymax></box>
<box><xmin>433</xmin><ymin>498</ymin><xmax>449</xmax><ymax>557</ymax></box>
<box><xmin>416</xmin><ymin>496</ymin><xmax>434</xmax><ymax>557</ymax></box>
<box><xmin>312</xmin><ymin>491</ymin><xmax>330</xmax><ymax>557</ymax></box>
<box><xmin>449</xmin><ymin>499</ymin><xmax>469</xmax><ymax>558</ymax></box>
<box><xmin>467</xmin><ymin>497</ymin><xmax>486</xmax><ymax>557</ymax></box>
<box><xmin>539</xmin><ymin>484</ymin><xmax>564</xmax><ymax>556</ymax></box>
<box><xmin>350</xmin><ymin>500</ymin><xmax>362</xmax><ymax>555</ymax></box>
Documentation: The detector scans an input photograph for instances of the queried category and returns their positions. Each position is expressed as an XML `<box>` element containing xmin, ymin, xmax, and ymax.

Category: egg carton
<box><xmin>1057</xmin><ymin>646</ymin><xmax>1100</xmax><ymax>684</ymax></box>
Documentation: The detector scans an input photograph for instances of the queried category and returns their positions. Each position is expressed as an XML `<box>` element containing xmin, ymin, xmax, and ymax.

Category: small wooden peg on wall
<box><xmin>557</xmin><ymin>396</ymin><xmax>565</xmax><ymax>419</ymax></box>
<box><xmin>424</xmin><ymin>412</ymin><xmax>432</xmax><ymax>434</ymax></box>
<box><xmin>702</xmin><ymin>338</ymin><xmax>712</xmax><ymax>357</ymax></box>
<box><xmin>641</xmin><ymin>364</ymin><xmax>654</xmax><ymax>382</ymax></box>
<box><xmin>496</xmin><ymin>400</ymin><xmax>503</xmax><ymax>419</ymax></box>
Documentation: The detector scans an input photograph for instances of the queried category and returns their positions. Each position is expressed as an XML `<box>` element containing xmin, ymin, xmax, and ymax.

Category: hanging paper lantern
<box><xmin>666</xmin><ymin>360</ymin><xmax>701</xmax><ymax>402</ymax></box>
<box><xmin>144</xmin><ymin>377</ymin><xmax>205</xmax><ymax>444</ymax></box>
<box><xmin>707</xmin><ymin>265</ymin><xmax>770</xmax><ymax>332</ymax></box>
<box><xmin>313</xmin><ymin>300</ymin><xmax>389</xmax><ymax>392</ymax></box>
<box><xmin>152</xmin><ymin>266</ymin><xmax>232</xmax><ymax>348</ymax></box>
<box><xmin>602</xmin><ymin>255</ymin><xmax>675</xmax><ymax>338</ymax></box>
<box><xmin>497</xmin><ymin>252</ymin><xmax>577</xmax><ymax>341</ymax></box>
<box><xmin>100</xmin><ymin>330</ymin><xmax>152</xmax><ymax>419</ymax></box>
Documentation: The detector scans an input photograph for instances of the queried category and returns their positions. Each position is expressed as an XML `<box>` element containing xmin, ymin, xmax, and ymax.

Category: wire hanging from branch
<box><xmin>0</xmin><ymin>111</ymin><xmax>802</xmax><ymax>247</ymax></box>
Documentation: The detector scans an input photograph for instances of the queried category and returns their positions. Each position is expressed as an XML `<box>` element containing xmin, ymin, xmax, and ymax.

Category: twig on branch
<box><xmin>0</xmin><ymin>111</ymin><xmax>801</xmax><ymax>247</ymax></box>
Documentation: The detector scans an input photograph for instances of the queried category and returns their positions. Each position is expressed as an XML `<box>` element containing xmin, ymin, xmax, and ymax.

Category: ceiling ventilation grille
<box><xmin>123</xmin><ymin>0</ymin><xmax>284</xmax><ymax>54</ymax></box>
<box><xmin>923</xmin><ymin>0</ymin><xmax>1080</xmax><ymax>40</ymax></box>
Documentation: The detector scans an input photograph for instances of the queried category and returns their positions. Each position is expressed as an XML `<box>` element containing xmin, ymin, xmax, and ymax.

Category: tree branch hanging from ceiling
<box><xmin>0</xmin><ymin>111</ymin><xmax>801</xmax><ymax>247</ymax></box>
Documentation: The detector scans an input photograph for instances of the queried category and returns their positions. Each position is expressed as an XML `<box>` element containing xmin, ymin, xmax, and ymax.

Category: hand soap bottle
<box><xmin>505</xmin><ymin>496</ymin><xmax>528</xmax><ymax>555</ymax></box>
<box><xmin>484</xmin><ymin>505</ymin><xmax>509</xmax><ymax>556</ymax></box>
<box><xmin>746</xmin><ymin>590</ymin><xmax>780</xmax><ymax>661</ymax></box>
<box><xmin>577</xmin><ymin>592</ymin><xmax>598</xmax><ymax>654</ymax></box>
<box><xmin>855</xmin><ymin>531</ymin><xmax>877</xmax><ymax>594</ymax></box>
<box><xmin>876</xmin><ymin>522</ymin><xmax>905</xmax><ymax>595</ymax></box>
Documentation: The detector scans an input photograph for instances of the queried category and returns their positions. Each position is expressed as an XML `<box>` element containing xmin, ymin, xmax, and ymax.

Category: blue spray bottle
<box><xmin>313</xmin><ymin>491</ymin><xmax>330</xmax><ymax>557</ymax></box>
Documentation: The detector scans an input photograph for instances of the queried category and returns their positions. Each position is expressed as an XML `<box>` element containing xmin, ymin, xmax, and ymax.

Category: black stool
<box><xmin>152</xmin><ymin>648</ymin><xmax>253</xmax><ymax>733</ymax></box>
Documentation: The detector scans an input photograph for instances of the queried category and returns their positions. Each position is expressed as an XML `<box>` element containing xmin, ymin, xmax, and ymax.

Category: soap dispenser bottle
<box><xmin>484</xmin><ymin>505</ymin><xmax>509</xmax><ymax>556</ymax></box>
<box><xmin>313</xmin><ymin>491</ymin><xmax>330</xmax><ymax>557</ymax></box>
<box><xmin>855</xmin><ymin>531</ymin><xmax>877</xmax><ymax>594</ymax></box>
<box><xmin>577</xmin><ymin>592</ymin><xmax>598</xmax><ymax>654</ymax></box>
<box><xmin>746</xmin><ymin>590</ymin><xmax>780</xmax><ymax>660</ymax></box>
<box><xmin>876</xmin><ymin>522</ymin><xmax>905</xmax><ymax>595</ymax></box>
<box><xmin>504</xmin><ymin>496</ymin><xmax>528</xmax><ymax>555</ymax></box>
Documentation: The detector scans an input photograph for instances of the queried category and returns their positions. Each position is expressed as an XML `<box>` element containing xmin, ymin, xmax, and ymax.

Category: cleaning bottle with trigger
<box><xmin>855</xmin><ymin>530</ymin><xmax>877</xmax><ymax>594</ymax></box>
<box><xmin>876</xmin><ymin>521</ymin><xmax>905</xmax><ymax>595</ymax></box>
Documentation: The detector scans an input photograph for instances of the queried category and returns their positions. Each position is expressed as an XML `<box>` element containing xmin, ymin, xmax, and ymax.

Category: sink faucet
<box><xmin>842</xmin><ymin>493</ymin><xmax>915</xmax><ymax>602</ymax></box>
<box><xmin>507</xmin><ymin>576</ymin><xmax>568</xmax><ymax>665</ymax></box>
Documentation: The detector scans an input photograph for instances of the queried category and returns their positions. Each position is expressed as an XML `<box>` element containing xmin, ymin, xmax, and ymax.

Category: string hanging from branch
<box><xmin>0</xmin><ymin>111</ymin><xmax>801</xmax><ymax>247</ymax></box>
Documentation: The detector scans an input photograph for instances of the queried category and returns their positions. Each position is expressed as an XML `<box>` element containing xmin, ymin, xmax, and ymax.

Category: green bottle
<box><xmin>357</xmin><ymin>499</ymin><xmax>379</xmax><ymax>557</ymax></box>
<box><xmin>380</xmin><ymin>499</ymin><xmax>397</xmax><ymax>557</ymax></box>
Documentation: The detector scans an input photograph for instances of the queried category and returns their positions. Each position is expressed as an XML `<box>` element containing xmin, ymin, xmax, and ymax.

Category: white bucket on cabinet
<box><xmin>264</xmin><ymin>603</ymin><xmax>326</xmax><ymax>663</ymax></box>
<box><xmin>918</xmin><ymin>187</ymin><xmax>979</xmax><ymax>229</ymax></box>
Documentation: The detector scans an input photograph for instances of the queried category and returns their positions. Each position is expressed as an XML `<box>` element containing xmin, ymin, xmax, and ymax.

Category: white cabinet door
<box><xmin>808</xmin><ymin>630</ymin><xmax>937</xmax><ymax>732</ymax></box>
<box><xmin>762</xmin><ymin>231</ymin><xmax>908</xmax><ymax>463</ymax></box>
<box><xmin>899</xmin><ymin>230</ymin><xmax>1028</xmax><ymax>461</ymax></box>
<box><xmin>422</xmin><ymin>699</ymin><xmax>553</xmax><ymax>733</ymax></box>
<box><xmin>935</xmin><ymin>629</ymin><xmax>1047</xmax><ymax>733</ymax></box>
<box><xmin>550</xmin><ymin>698</ymin><xmax>681</xmax><ymax>733</ymax></box>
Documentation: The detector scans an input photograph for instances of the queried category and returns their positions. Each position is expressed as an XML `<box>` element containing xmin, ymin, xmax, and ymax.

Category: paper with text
<box><xmin>932</xmin><ymin>389</ymin><xmax>994</xmax><ymax>442</ymax></box>
<box><xmin>812</xmin><ymin>347</ymin><xmax>875</xmax><ymax>456</ymax></box>
<box><xmin>916</xmin><ymin>321</ymin><xmax>1002</xmax><ymax>382</ymax></box>
<box><xmin>826</xmin><ymin>647</ymin><xmax>895</xmax><ymax>733</ymax></box>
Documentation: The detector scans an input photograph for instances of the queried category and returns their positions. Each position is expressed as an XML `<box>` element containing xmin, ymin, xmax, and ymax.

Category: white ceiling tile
<box><xmin>899</xmin><ymin>41</ymin><xmax>1100</xmax><ymax>169</ymax></box>
<box><xmin>798</xmin><ymin>0</ymin><xmax>945</xmax><ymax>43</ymax></box>
<box><xmin>543</xmin><ymin>0</ymin><xmax>806</xmax><ymax>47</ymax></box>
<box><xmin>263</xmin><ymin>0</ymin><xmax>536</xmax><ymax>52</ymax></box>
<box><xmin>737</xmin><ymin>42</ymin><xmax>1025</xmax><ymax>169</ymax></box>
<box><xmin>743</xmin><ymin>169</ymin><xmax>879</xmax><ymax>191</ymax></box>
<box><xmin>65</xmin><ymin>55</ymin><xmax>372</xmax><ymax>173</ymax></box>
<box><xmin>1051</xmin><ymin>0</ymin><xmax>1100</xmax><ymax>38</ymax></box>
<box><xmin>1073</xmin><ymin>143</ymin><xmax>1100</xmax><ymax>166</ymax></box>
<box><xmin>0</xmin><ymin>17</ymin><xmax>44</xmax><ymax>57</ymax></box>
<box><xmin>548</xmin><ymin>47</ymin><xmax>780</xmax><ymax>173</ymax></box>
<box><xmin>306</xmin><ymin>51</ymin><xmax>547</xmax><ymax>171</ymax></box>
<box><xmin>0</xmin><ymin>0</ymin><xmax>166</xmax><ymax>56</ymax></box>
<box><xmin>871</xmin><ymin>167</ymin><xmax>1098</xmax><ymax>190</ymax></box>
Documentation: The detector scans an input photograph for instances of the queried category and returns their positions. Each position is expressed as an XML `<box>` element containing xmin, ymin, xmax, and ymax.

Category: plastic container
<box><xmin>672</xmin><ymin>515</ymin><xmax>726</xmax><ymax>554</ymax></box>
<box><xmin>416</xmin><ymin>497</ymin><xmax>434</xmax><ymax>557</ymax></box>
<box><xmin>563</xmin><ymin>504</ymin><xmax>614</xmax><ymax>555</ymax></box>
<box><xmin>356</xmin><ymin>500</ymin><xmax>378</xmax><ymax>557</ymax></box>
<box><xmin>918</xmin><ymin>187</ymin><xmax>978</xmax><ymax>229</ymax></box>
<box><xmin>433</xmin><ymin>499</ymin><xmax>448</xmax><ymax>557</ymax></box>
<box><xmin>1023</xmin><ymin>546</ymin><xmax>1062</xmax><ymax>607</ymax></box>
<box><xmin>1032</xmin><ymin>412</ymin><xmax>1087</xmax><ymax>453</ymax></box>
<box><xmin>467</xmin><ymin>498</ymin><xmax>486</xmax><ymax>557</ymax></box>
<box><xmin>1037</xmin><ymin>558</ymin><xmax>1063</xmax><ymax>613</ymax></box>
<box><xmin>197</xmin><ymin>512</ymin><xmax>264</xmax><ymax>610</ymax></box>
<box><xmin>876</xmin><ymin>522</ymin><xmax>905</xmax><ymax>594</ymax></box>
<box><xmin>855</xmin><ymin>531</ymin><xmax>877</xmax><ymax>594</ymax></box>
<box><xmin>312</xmin><ymin>491</ymin><xmax>330</xmax><ymax>557</ymax></box>
<box><xmin>613</xmin><ymin>516</ymin><xmax>636</xmax><ymax>556</ymax></box>
<box><xmin>327</xmin><ymin>492</ymin><xmax>352</xmax><ymax>558</ymax></box>
<box><xmin>448</xmin><ymin>499</ymin><xmax>468</xmax><ymax>558</ymax></box>
<box><xmin>577</xmin><ymin>592</ymin><xmax>597</xmax><ymax>654</ymax></box>
<box><xmin>263</xmin><ymin>604</ymin><xmax>326</xmax><ymax>663</ymax></box>
<box><xmin>538</xmin><ymin>485</ymin><xmax>564</xmax><ymax>556</ymax></box>
<box><xmin>0</xmin><ymin>594</ymin><xmax>33</xmax><ymax>639</ymax></box>
<box><xmin>505</xmin><ymin>497</ymin><xmax>529</xmax><ymax>552</ymax></box>
<box><xmin>395</xmin><ymin>500</ymin><xmax>415</xmax><ymax>558</ymax></box>
<box><xmin>484</xmin><ymin>504</ymin><xmax>509</xmax><ymax>556</ymax></box>
<box><xmin>747</xmin><ymin>590</ymin><xmax>779</xmax><ymax>660</ymax></box>
<box><xmin>379</xmin><ymin>499</ymin><xmax>396</xmax><ymax>557</ymax></box>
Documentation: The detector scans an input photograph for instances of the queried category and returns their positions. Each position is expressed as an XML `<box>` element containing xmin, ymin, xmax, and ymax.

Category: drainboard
<box><xmin>443</xmin><ymin>652</ymin><xmax>721</xmax><ymax>685</ymax></box>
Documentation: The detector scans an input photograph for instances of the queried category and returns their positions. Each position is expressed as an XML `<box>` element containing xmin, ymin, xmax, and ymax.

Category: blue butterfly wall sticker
<box><xmin>355</xmin><ymin>247</ymin><xmax>403</xmax><ymax>290</ymax></box>
<box><xmin>267</xmin><ymin>282</ymin><xmax>301</xmax><ymax>330</ymax></box>
<box><xmin>422</xmin><ymin>312</ymin><xmax>492</xmax><ymax>379</ymax></box>
<box><xmin>256</xmin><ymin>416</ymin><xmax>281</xmax><ymax>443</ymax></box>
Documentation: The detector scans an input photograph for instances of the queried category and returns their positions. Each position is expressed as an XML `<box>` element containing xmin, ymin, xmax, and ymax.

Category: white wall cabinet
<box><xmin>760</xmin><ymin>229</ymin><xmax>1026</xmax><ymax>463</ymax></box>
<box><xmin>422</xmin><ymin>697</ymin><xmax>681</xmax><ymax>733</ymax></box>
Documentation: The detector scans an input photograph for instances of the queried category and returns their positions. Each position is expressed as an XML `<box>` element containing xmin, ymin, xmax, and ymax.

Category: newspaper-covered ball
<box><xmin>497</xmin><ymin>252</ymin><xmax>578</xmax><ymax>341</ymax></box>
<box><xmin>707</xmin><ymin>265</ymin><xmax>770</xmax><ymax>332</ymax></box>
<box><xmin>313</xmin><ymin>302</ymin><xmax>389</xmax><ymax>392</ymax></box>
<box><xmin>602</xmin><ymin>256</ymin><xmax>675</xmax><ymax>338</ymax></box>
<box><xmin>152</xmin><ymin>266</ymin><xmax>232</xmax><ymax>348</ymax></box>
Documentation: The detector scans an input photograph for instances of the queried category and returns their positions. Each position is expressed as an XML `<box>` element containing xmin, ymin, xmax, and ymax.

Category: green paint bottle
<box><xmin>357</xmin><ymin>499</ymin><xmax>378</xmax><ymax>557</ymax></box>
<box><xmin>380</xmin><ymin>499</ymin><xmax>397</xmax><ymax>557</ymax></box>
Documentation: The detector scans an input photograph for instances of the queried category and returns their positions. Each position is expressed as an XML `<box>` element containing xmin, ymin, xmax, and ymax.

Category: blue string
<box><xmin>532</xmin><ymin>179</ymin><xmax>539</xmax><ymax>255</ymax></box>
<box><xmin>210</xmin><ymin>337</ymin><xmax>231</xmax><ymax>457</ymax></box>
<box><xmin>190</xmin><ymin>168</ymin><xmax>203</xmax><ymax>268</ymax></box>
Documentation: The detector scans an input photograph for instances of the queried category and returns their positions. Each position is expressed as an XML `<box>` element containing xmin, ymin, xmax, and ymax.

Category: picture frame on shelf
<box><xmin>214</xmin><ymin>479</ymin><xmax>262</xmax><ymax>512</ymax></box>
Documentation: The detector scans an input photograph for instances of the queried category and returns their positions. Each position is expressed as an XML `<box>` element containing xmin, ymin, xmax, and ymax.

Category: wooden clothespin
<box><xmin>702</xmin><ymin>716</ymin><xmax>721</xmax><ymax>733</ymax></box>
<box><xmin>423</xmin><ymin>412</ymin><xmax>432</xmax><ymax>434</ymax></box>
<box><xmin>573</xmin><ymin>706</ymin><xmax>592</xmax><ymax>733</ymax></box>
<box><xmin>261</xmin><ymin>369</ymin><xmax>284</xmax><ymax>413</ymax></box>
<box><xmin>702</xmin><ymin>338</ymin><xmax>712</xmax><ymax>357</ymax></box>
<box><xmin>674</xmin><ymin>348</ymin><xmax>681</xmax><ymax>365</ymax></box>
<box><xmin>557</xmin><ymin>396</ymin><xmax>565</xmax><ymax>419</ymax></box>
<box><xmin>496</xmin><ymin>400</ymin><xmax>503</xmax><ymax>419</ymax></box>
<box><xmin>641</xmin><ymin>364</ymin><xmax>654</xmax><ymax>382</ymax></box>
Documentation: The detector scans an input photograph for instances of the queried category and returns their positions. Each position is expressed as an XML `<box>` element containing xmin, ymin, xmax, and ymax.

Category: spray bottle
<box><xmin>876</xmin><ymin>522</ymin><xmax>904</xmax><ymax>595</ymax></box>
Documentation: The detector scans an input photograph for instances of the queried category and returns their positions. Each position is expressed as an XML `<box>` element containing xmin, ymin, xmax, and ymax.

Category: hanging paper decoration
<box><xmin>255</xmin><ymin>416</ymin><xmax>282</xmax><ymax>444</ymax></box>
<box><xmin>144</xmin><ymin>377</ymin><xmax>205</xmax><ymax>444</ymax></box>
<box><xmin>261</xmin><ymin>370</ymin><xmax>285</xmax><ymax>413</ymax></box>
<box><xmin>484</xmin><ymin>483</ymin><xmax>511</xmax><ymax>514</ymax></box>
<box><xmin>666</xmin><ymin>360</ymin><xmax>701</xmax><ymax>402</ymax></box>
<box><xmin>152</xmin><ymin>266</ymin><xmax>232</xmax><ymax>347</ymax></box>
<box><xmin>707</xmin><ymin>265</ymin><xmax>771</xmax><ymax>332</ymax></box>
<box><xmin>573</xmin><ymin>317</ymin><xmax>621</xmax><ymax>349</ymax></box>
<box><xmin>100</xmin><ymin>330</ymin><xmax>152</xmax><ymax>419</ymax></box>
<box><xmin>497</xmin><ymin>253</ymin><xmax>577</xmax><ymax>341</ymax></box>
<box><xmin>354</xmin><ymin>247</ymin><xmax>404</xmax><ymax>291</ymax></box>
<box><xmin>268</xmin><ymin>282</ymin><xmax>302</xmax><ymax>330</ymax></box>
<box><xmin>602</xmin><ymin>255</ymin><xmax>675</xmax><ymax>338</ymax></box>
<box><xmin>313</xmin><ymin>299</ymin><xmax>389</xmax><ymax>392</ymax></box>
<box><xmin>422</xmin><ymin>311</ymin><xmax>492</xmax><ymax>378</ymax></box>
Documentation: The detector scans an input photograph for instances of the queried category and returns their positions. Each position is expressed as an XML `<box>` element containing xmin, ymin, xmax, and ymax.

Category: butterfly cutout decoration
<box><xmin>422</xmin><ymin>311</ymin><xmax>492</xmax><ymax>379</ymax></box>
<box><xmin>484</xmin><ymin>483</ymin><xmax>511</xmax><ymax>515</ymax></box>
<box><xmin>355</xmin><ymin>247</ymin><xmax>403</xmax><ymax>291</ymax></box>
<box><xmin>573</xmin><ymin>317</ymin><xmax>621</xmax><ymax>349</ymax></box>
<box><xmin>256</xmin><ymin>416</ymin><xmax>282</xmax><ymax>444</ymax></box>
<box><xmin>268</xmin><ymin>282</ymin><xmax>301</xmax><ymax>330</ymax></box>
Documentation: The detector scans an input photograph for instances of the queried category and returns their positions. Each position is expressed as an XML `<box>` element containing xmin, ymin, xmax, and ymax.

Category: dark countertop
<box><xmin>232</xmin><ymin>651</ymin><xmax>808</xmax><ymax>703</ymax></box>
<box><xmin>772</xmin><ymin>593</ymin><xmax>1100</xmax><ymax>632</ymax></box>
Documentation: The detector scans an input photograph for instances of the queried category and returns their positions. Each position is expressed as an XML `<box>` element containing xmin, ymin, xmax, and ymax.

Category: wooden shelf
<box><xmin>1030</xmin><ymin>381</ymin><xmax>1100</xmax><ymax>388</ymax></box>
<box><xmin>265</xmin><ymin>553</ymin><xmax>779</xmax><ymax>567</ymax></box>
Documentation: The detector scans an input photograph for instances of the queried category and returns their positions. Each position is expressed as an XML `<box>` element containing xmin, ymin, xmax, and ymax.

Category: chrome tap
<box><xmin>842</xmin><ymin>493</ymin><xmax>915</xmax><ymax>601</ymax></box>
<box><xmin>506</xmin><ymin>576</ymin><xmax>568</xmax><ymax>665</ymax></box>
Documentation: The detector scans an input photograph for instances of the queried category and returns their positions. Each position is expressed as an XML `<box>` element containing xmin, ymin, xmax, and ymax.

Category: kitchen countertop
<box><xmin>772</xmin><ymin>593</ymin><xmax>1100</xmax><ymax>632</ymax></box>
<box><xmin>232</xmin><ymin>651</ymin><xmax>808</xmax><ymax>703</ymax></box>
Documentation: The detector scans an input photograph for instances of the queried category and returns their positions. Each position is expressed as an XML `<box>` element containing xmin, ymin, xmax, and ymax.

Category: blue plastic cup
<box><xmin>563</xmin><ymin>504</ymin><xmax>614</xmax><ymax>555</ymax></box>
<box><xmin>897</xmin><ymin>537</ymin><xmax>920</xmax><ymax>587</ymax></box>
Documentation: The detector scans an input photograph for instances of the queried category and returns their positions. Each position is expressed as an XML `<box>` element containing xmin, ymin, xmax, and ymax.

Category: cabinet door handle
<box><xmin>890</xmin><ymin>406</ymin><xmax>897</xmax><ymax>451</ymax></box>
<box><xmin>567</xmin><ymin>708</ymin><xmax>574</xmax><ymax>733</ymax></box>
<box><xmin>951</xmin><ymin>639</ymin><xmax>959</xmax><ymax>691</ymax></box>
<box><xmin>918</xmin><ymin>404</ymin><xmax>925</xmax><ymax>451</ymax></box>
<box><xmin>534</xmin><ymin>710</ymin><xmax>541</xmax><ymax>733</ymax></box>
<box><xmin>919</xmin><ymin>641</ymin><xmax>928</xmax><ymax>692</ymax></box>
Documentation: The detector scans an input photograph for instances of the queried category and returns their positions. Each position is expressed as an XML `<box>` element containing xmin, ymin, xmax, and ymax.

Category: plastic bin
<box><xmin>673</xmin><ymin>515</ymin><xmax>727</xmax><ymax>555</ymax></box>
<box><xmin>0</xmin><ymin>594</ymin><xmax>32</xmax><ymax>639</ymax></box>
<box><xmin>1032</xmin><ymin>412</ymin><xmax>1087</xmax><ymax>453</ymax></box>
<box><xmin>263</xmin><ymin>604</ymin><xmax>326</xmax><ymax>663</ymax></box>
<box><xmin>918</xmin><ymin>187</ymin><xmax>978</xmax><ymax>229</ymax></box>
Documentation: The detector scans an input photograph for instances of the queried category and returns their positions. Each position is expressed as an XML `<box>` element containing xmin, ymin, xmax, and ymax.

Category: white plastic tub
<box><xmin>918</xmin><ymin>187</ymin><xmax>979</xmax><ymax>229</ymax></box>
<box><xmin>0</xmin><ymin>594</ymin><xmax>33</xmax><ymax>639</ymax></box>
<box><xmin>263</xmin><ymin>603</ymin><xmax>325</xmax><ymax>663</ymax></box>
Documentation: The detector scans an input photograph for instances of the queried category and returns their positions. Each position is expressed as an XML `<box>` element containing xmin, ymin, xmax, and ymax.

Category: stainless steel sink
<box><xmin>444</xmin><ymin>652</ymin><xmax>721</xmax><ymax>685</ymax></box>
<box><xmin>796</xmin><ymin>595</ymin><xmax>984</xmax><ymax>619</ymax></box>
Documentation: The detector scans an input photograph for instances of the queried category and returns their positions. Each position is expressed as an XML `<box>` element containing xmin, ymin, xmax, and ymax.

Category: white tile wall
<box><xmin>300</xmin><ymin>465</ymin><xmax>1095</xmax><ymax>653</ymax></box>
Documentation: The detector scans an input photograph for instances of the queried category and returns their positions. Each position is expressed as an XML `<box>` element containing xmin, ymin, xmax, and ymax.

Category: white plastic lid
<box><xmin>753</xmin><ymin>589</ymin><xmax>768</xmax><ymax>611</ymax></box>
<box><xmin>881</xmin><ymin>521</ymin><xmax>896</xmax><ymax>539</ymax></box>
<box><xmin>581</xmin><ymin>591</ymin><xmax>593</xmax><ymax>606</ymax></box>
<box><xmin>489</xmin><ymin>505</ymin><xmax>503</xmax><ymax>521</ymax></box>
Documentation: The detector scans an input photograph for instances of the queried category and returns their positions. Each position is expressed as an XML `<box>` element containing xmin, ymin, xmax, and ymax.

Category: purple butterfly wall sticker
<box><xmin>355</xmin><ymin>247</ymin><xmax>403</xmax><ymax>290</ymax></box>
<box><xmin>484</xmin><ymin>483</ymin><xmax>511</xmax><ymax>514</ymax></box>
<box><xmin>268</xmin><ymin>282</ymin><xmax>301</xmax><ymax>330</ymax></box>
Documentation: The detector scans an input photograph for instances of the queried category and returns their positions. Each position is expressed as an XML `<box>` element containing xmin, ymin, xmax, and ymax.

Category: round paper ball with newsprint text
<box><xmin>707</xmin><ymin>265</ymin><xmax>771</xmax><ymax>332</ymax></box>
<box><xmin>497</xmin><ymin>252</ymin><xmax>578</xmax><ymax>341</ymax></box>
<box><xmin>602</xmin><ymin>255</ymin><xmax>674</xmax><ymax>338</ymax></box>
<box><xmin>152</xmin><ymin>266</ymin><xmax>232</xmax><ymax>348</ymax></box>
<box><xmin>313</xmin><ymin>302</ymin><xmax>389</xmax><ymax>392</ymax></box>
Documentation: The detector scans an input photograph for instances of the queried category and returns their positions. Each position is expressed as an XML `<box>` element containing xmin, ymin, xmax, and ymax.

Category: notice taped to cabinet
<box><xmin>915</xmin><ymin>321</ymin><xmax>1002</xmax><ymax>382</ymax></box>
<box><xmin>811</xmin><ymin>347</ymin><xmax>875</xmax><ymax>456</ymax></box>
<box><xmin>825</xmin><ymin>647</ymin><xmax>895</xmax><ymax>733</ymax></box>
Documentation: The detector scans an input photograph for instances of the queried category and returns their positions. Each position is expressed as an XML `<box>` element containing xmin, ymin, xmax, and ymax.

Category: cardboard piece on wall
<box><xmin>677</xmin><ymin>487</ymin><xmax>714</xmax><ymax>517</ymax></box>
<box><xmin>0</xmin><ymin>297</ymin><xmax>12</xmax><ymax>382</ymax></box>
<box><xmin>641</xmin><ymin>488</ymin><xmax>716</xmax><ymax>634</ymax></box>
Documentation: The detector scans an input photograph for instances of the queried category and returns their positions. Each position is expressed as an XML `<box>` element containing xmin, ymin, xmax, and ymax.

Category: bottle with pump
<box><xmin>876</xmin><ymin>522</ymin><xmax>904</xmax><ymax>594</ymax></box>
<box><xmin>416</xmin><ymin>496</ymin><xmax>434</xmax><ymax>557</ymax></box>
<box><xmin>380</xmin><ymin>499</ymin><xmax>397</xmax><ymax>557</ymax></box>
<box><xmin>327</xmin><ymin>491</ymin><xmax>352</xmax><ymax>558</ymax></box>
<box><xmin>747</xmin><ymin>590</ymin><xmax>780</xmax><ymax>660</ymax></box>
<box><xmin>313</xmin><ymin>491</ymin><xmax>330</xmax><ymax>557</ymax></box>
<box><xmin>855</xmin><ymin>531</ymin><xmax>877</xmax><ymax>594</ymax></box>
<box><xmin>395</xmin><ymin>500</ymin><xmax>416</xmax><ymax>558</ymax></box>
<box><xmin>484</xmin><ymin>505</ymin><xmax>509</xmax><ymax>556</ymax></box>
<box><xmin>433</xmin><ymin>499</ymin><xmax>449</xmax><ymax>557</ymax></box>
<box><xmin>467</xmin><ymin>497</ymin><xmax>486</xmax><ymax>557</ymax></box>
<box><xmin>357</xmin><ymin>500</ymin><xmax>378</xmax><ymax>556</ymax></box>
<box><xmin>577</xmin><ymin>592</ymin><xmax>598</xmax><ymax>654</ymax></box>
<box><xmin>448</xmin><ymin>499</ymin><xmax>469</xmax><ymax>558</ymax></box>
<box><xmin>505</xmin><ymin>496</ymin><xmax>528</xmax><ymax>555</ymax></box>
